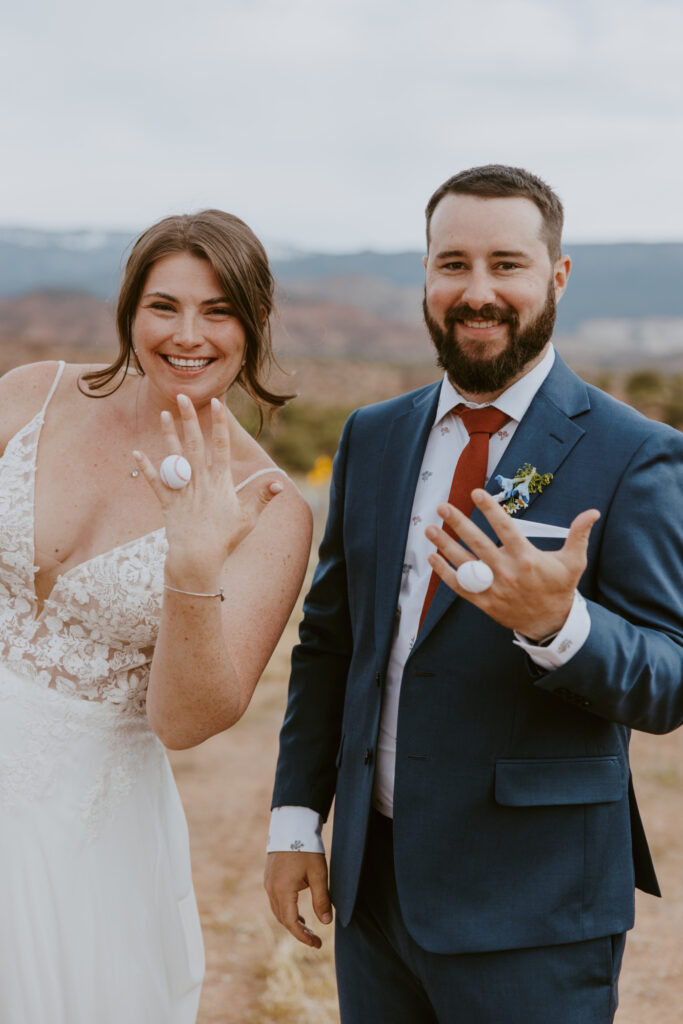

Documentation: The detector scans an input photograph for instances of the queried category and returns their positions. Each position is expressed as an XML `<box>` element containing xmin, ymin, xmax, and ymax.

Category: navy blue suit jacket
<box><xmin>273</xmin><ymin>355</ymin><xmax>683</xmax><ymax>955</ymax></box>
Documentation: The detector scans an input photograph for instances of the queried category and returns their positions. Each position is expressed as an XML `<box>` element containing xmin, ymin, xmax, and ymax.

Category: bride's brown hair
<box><xmin>80</xmin><ymin>209</ymin><xmax>293</xmax><ymax>430</ymax></box>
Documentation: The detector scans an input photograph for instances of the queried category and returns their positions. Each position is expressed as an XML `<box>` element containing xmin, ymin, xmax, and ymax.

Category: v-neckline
<box><xmin>33</xmin><ymin>528</ymin><xmax>167</xmax><ymax>614</ymax></box>
<box><xmin>14</xmin><ymin>407</ymin><xmax>165</xmax><ymax>615</ymax></box>
<box><xmin>7</xmin><ymin>392</ymin><xmax>286</xmax><ymax>617</ymax></box>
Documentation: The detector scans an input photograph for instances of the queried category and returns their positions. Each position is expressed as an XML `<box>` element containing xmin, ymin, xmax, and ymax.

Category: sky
<box><xmin>2</xmin><ymin>0</ymin><xmax>683</xmax><ymax>251</ymax></box>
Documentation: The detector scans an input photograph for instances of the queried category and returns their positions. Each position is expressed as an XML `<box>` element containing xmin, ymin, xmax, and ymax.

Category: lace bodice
<box><xmin>0</xmin><ymin>389</ymin><xmax>167</xmax><ymax>714</ymax></box>
<box><xmin>0</xmin><ymin>363</ymin><xmax>284</xmax><ymax>716</ymax></box>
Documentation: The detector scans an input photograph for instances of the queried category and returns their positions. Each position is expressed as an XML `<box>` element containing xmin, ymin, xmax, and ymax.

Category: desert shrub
<box><xmin>592</xmin><ymin>372</ymin><xmax>613</xmax><ymax>393</ymax></box>
<box><xmin>625</xmin><ymin>370</ymin><xmax>665</xmax><ymax>405</ymax></box>
<box><xmin>235</xmin><ymin>400</ymin><xmax>354</xmax><ymax>473</ymax></box>
<box><xmin>661</xmin><ymin>400</ymin><xmax>683</xmax><ymax>430</ymax></box>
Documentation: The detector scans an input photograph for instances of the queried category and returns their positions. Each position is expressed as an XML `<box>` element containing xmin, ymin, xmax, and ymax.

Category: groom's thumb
<box><xmin>563</xmin><ymin>507</ymin><xmax>600</xmax><ymax>567</ymax></box>
<box><xmin>309</xmin><ymin>860</ymin><xmax>333</xmax><ymax>925</ymax></box>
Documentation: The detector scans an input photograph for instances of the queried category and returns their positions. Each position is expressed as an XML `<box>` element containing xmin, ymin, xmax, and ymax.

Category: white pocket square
<box><xmin>514</xmin><ymin>520</ymin><xmax>570</xmax><ymax>539</ymax></box>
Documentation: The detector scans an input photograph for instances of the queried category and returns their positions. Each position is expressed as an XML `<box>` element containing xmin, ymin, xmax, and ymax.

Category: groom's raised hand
<box><xmin>425</xmin><ymin>488</ymin><xmax>600</xmax><ymax>641</ymax></box>
<box><xmin>264</xmin><ymin>851</ymin><xmax>333</xmax><ymax>948</ymax></box>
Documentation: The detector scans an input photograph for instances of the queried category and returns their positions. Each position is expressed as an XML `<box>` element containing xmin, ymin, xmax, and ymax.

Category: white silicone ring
<box><xmin>455</xmin><ymin>560</ymin><xmax>494</xmax><ymax>593</ymax></box>
<box><xmin>160</xmin><ymin>455</ymin><xmax>192</xmax><ymax>489</ymax></box>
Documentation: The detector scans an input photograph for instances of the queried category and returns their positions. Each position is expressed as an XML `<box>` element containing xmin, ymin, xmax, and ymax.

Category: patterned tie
<box><xmin>418</xmin><ymin>404</ymin><xmax>509</xmax><ymax>630</ymax></box>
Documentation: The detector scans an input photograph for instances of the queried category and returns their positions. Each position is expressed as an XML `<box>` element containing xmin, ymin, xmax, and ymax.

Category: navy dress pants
<box><xmin>335</xmin><ymin>810</ymin><xmax>626</xmax><ymax>1024</ymax></box>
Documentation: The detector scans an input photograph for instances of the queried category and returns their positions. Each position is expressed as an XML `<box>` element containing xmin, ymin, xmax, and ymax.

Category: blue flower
<box><xmin>493</xmin><ymin>463</ymin><xmax>553</xmax><ymax>515</ymax></box>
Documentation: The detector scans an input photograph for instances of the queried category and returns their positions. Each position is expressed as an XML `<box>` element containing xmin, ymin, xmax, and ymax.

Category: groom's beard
<box><xmin>423</xmin><ymin>281</ymin><xmax>557</xmax><ymax>395</ymax></box>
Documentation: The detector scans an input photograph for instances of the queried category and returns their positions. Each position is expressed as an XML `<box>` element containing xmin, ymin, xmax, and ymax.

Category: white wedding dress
<box><xmin>0</xmin><ymin>363</ymin><xmax>204</xmax><ymax>1022</ymax></box>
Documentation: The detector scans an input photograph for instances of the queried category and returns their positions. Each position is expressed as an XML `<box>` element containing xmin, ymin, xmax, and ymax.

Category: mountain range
<box><xmin>1</xmin><ymin>228</ymin><xmax>682</xmax><ymax>368</ymax></box>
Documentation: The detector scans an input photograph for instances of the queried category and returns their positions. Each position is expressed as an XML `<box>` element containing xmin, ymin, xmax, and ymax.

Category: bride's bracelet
<box><xmin>163</xmin><ymin>584</ymin><xmax>225</xmax><ymax>602</ymax></box>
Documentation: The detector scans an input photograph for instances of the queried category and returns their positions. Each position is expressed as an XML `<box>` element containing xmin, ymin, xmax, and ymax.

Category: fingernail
<box><xmin>322</xmin><ymin>912</ymin><xmax>332</xmax><ymax>924</ymax></box>
<box><xmin>132</xmin><ymin>450</ymin><xmax>142</xmax><ymax>460</ymax></box>
<box><xmin>211</xmin><ymin>397</ymin><xmax>222</xmax><ymax>411</ymax></box>
<box><xmin>160</xmin><ymin>410</ymin><xmax>172</xmax><ymax>423</ymax></box>
<box><xmin>269</xmin><ymin>482</ymin><xmax>284</xmax><ymax>494</ymax></box>
<box><xmin>425</xmin><ymin>526</ymin><xmax>437</xmax><ymax>540</ymax></box>
<box><xmin>177</xmin><ymin>393</ymin><xmax>189</xmax><ymax>407</ymax></box>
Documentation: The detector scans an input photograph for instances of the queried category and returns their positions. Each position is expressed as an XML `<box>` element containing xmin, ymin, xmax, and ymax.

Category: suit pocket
<box><xmin>495</xmin><ymin>756</ymin><xmax>625</xmax><ymax>807</ymax></box>
<box><xmin>526</xmin><ymin>537</ymin><xmax>566</xmax><ymax>552</ymax></box>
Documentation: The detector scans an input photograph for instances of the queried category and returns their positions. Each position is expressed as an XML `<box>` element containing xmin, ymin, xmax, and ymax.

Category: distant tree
<box><xmin>234</xmin><ymin>400</ymin><xmax>354</xmax><ymax>473</ymax></box>
<box><xmin>592</xmin><ymin>372</ymin><xmax>613</xmax><ymax>393</ymax></box>
<box><xmin>625</xmin><ymin>370</ymin><xmax>665</xmax><ymax>405</ymax></box>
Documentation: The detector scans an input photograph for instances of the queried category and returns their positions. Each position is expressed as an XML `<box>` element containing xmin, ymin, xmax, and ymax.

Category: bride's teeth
<box><xmin>166</xmin><ymin>356</ymin><xmax>212</xmax><ymax>368</ymax></box>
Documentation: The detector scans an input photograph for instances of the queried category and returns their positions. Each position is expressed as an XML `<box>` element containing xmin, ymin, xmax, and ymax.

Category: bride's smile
<box><xmin>133</xmin><ymin>250</ymin><xmax>247</xmax><ymax>417</ymax></box>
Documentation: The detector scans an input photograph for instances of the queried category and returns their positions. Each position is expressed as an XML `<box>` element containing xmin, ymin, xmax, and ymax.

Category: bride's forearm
<box><xmin>134</xmin><ymin>397</ymin><xmax>312</xmax><ymax>748</ymax></box>
<box><xmin>146</xmin><ymin>583</ymin><xmax>245</xmax><ymax>749</ymax></box>
<box><xmin>146</xmin><ymin>486</ymin><xmax>313</xmax><ymax>750</ymax></box>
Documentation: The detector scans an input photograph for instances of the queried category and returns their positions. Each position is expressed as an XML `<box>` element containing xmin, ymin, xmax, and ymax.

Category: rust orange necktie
<box><xmin>418</xmin><ymin>404</ymin><xmax>509</xmax><ymax>630</ymax></box>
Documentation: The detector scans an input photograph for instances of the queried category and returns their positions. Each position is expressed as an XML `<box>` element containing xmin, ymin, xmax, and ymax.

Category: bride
<box><xmin>0</xmin><ymin>210</ymin><xmax>312</xmax><ymax>1022</ymax></box>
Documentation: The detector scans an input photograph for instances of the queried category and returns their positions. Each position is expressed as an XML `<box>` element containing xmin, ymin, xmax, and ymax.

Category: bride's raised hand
<box><xmin>133</xmin><ymin>393</ymin><xmax>282</xmax><ymax>589</ymax></box>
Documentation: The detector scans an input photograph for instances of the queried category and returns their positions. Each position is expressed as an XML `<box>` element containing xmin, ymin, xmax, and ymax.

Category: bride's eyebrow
<box><xmin>142</xmin><ymin>292</ymin><xmax>231</xmax><ymax>305</ymax></box>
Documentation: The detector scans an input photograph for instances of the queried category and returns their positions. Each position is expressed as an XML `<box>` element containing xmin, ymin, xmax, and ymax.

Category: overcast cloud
<box><xmin>2</xmin><ymin>0</ymin><xmax>682</xmax><ymax>249</ymax></box>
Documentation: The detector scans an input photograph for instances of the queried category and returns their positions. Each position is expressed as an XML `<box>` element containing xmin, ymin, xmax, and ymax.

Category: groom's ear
<box><xmin>553</xmin><ymin>255</ymin><xmax>571</xmax><ymax>301</ymax></box>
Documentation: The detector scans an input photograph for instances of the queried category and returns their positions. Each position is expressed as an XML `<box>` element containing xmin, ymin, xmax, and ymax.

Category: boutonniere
<box><xmin>492</xmin><ymin>462</ymin><xmax>553</xmax><ymax>515</ymax></box>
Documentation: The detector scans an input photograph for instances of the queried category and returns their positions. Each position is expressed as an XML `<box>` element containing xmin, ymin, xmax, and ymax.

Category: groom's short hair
<box><xmin>425</xmin><ymin>164</ymin><xmax>564</xmax><ymax>261</ymax></box>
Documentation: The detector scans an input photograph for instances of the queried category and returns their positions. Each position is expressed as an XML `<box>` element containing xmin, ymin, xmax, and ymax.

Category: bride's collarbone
<box><xmin>29</xmin><ymin>387</ymin><xmax>162</xmax><ymax>587</ymax></box>
<box><xmin>32</xmin><ymin>449</ymin><xmax>164</xmax><ymax>588</ymax></box>
<box><xmin>32</xmin><ymin>496</ymin><xmax>163</xmax><ymax>589</ymax></box>
<box><xmin>31</xmin><ymin>397</ymin><xmax>274</xmax><ymax>585</ymax></box>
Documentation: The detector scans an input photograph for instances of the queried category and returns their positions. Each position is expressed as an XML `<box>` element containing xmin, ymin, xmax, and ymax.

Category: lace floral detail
<box><xmin>0</xmin><ymin>668</ymin><xmax>164</xmax><ymax>840</ymax></box>
<box><xmin>0</xmin><ymin>409</ymin><xmax>168</xmax><ymax>714</ymax></box>
<box><xmin>79</xmin><ymin>719</ymin><xmax>164</xmax><ymax>841</ymax></box>
<box><xmin>0</xmin><ymin>416</ymin><xmax>42</xmax><ymax>599</ymax></box>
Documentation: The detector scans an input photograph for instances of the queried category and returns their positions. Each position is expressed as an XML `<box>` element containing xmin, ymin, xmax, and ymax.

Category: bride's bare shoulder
<box><xmin>226</xmin><ymin>412</ymin><xmax>312</xmax><ymax>535</ymax></box>
<box><xmin>0</xmin><ymin>360</ymin><xmax>108</xmax><ymax>450</ymax></box>
<box><xmin>227</xmin><ymin>410</ymin><xmax>279</xmax><ymax>479</ymax></box>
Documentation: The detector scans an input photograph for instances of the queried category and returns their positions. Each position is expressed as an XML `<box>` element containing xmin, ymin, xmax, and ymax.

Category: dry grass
<box><xmin>254</xmin><ymin>925</ymin><xmax>339</xmax><ymax>1024</ymax></box>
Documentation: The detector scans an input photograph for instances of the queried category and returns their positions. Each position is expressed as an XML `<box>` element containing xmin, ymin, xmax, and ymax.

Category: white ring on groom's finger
<box><xmin>455</xmin><ymin>560</ymin><xmax>494</xmax><ymax>593</ymax></box>
<box><xmin>160</xmin><ymin>455</ymin><xmax>192</xmax><ymax>489</ymax></box>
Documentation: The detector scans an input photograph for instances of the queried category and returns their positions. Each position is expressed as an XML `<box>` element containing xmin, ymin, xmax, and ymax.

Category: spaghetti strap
<box><xmin>40</xmin><ymin>361</ymin><xmax>66</xmax><ymax>415</ymax></box>
<box><xmin>234</xmin><ymin>466</ymin><xmax>288</xmax><ymax>493</ymax></box>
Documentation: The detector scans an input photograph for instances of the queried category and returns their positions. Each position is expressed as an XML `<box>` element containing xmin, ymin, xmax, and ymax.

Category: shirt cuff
<box><xmin>267</xmin><ymin>806</ymin><xmax>325</xmax><ymax>854</ymax></box>
<box><xmin>513</xmin><ymin>590</ymin><xmax>591</xmax><ymax>671</ymax></box>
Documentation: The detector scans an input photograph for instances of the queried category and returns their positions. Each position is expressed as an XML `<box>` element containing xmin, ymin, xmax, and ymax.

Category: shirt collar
<box><xmin>433</xmin><ymin>345</ymin><xmax>556</xmax><ymax>427</ymax></box>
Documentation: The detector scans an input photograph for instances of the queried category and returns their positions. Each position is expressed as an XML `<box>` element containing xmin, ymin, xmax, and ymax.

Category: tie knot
<box><xmin>455</xmin><ymin>403</ymin><xmax>508</xmax><ymax>437</ymax></box>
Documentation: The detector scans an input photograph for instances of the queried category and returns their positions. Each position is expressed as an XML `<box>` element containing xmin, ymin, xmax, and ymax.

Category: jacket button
<box><xmin>364</xmin><ymin>748</ymin><xmax>373</xmax><ymax>765</ymax></box>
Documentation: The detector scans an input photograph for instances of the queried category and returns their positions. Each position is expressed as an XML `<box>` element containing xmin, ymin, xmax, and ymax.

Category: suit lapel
<box><xmin>374</xmin><ymin>383</ymin><xmax>441</xmax><ymax>666</ymax></box>
<box><xmin>413</xmin><ymin>356</ymin><xmax>591</xmax><ymax>649</ymax></box>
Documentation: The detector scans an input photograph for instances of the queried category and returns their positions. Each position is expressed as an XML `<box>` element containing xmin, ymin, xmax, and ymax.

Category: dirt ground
<box><xmin>172</xmin><ymin>608</ymin><xmax>683</xmax><ymax>1023</ymax></box>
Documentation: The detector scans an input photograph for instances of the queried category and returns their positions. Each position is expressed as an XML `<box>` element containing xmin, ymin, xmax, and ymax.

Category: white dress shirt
<box><xmin>268</xmin><ymin>346</ymin><xmax>591</xmax><ymax>853</ymax></box>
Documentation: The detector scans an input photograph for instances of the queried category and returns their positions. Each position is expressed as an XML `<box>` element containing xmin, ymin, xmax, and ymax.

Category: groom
<box><xmin>265</xmin><ymin>165</ymin><xmax>683</xmax><ymax>1022</ymax></box>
